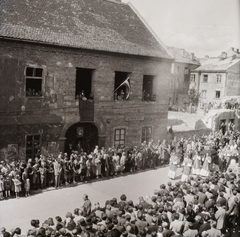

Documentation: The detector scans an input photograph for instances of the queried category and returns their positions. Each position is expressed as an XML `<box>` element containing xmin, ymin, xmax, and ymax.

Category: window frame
<box><xmin>25</xmin><ymin>66</ymin><xmax>44</xmax><ymax>97</ymax></box>
<box><xmin>25</xmin><ymin>134</ymin><xmax>41</xmax><ymax>160</ymax></box>
<box><xmin>190</xmin><ymin>74</ymin><xmax>196</xmax><ymax>83</ymax></box>
<box><xmin>203</xmin><ymin>74</ymin><xmax>208</xmax><ymax>83</ymax></box>
<box><xmin>142</xmin><ymin>75</ymin><xmax>156</xmax><ymax>101</ymax></box>
<box><xmin>201</xmin><ymin>90</ymin><xmax>207</xmax><ymax>98</ymax></box>
<box><xmin>114</xmin><ymin>128</ymin><xmax>126</xmax><ymax>147</ymax></box>
<box><xmin>141</xmin><ymin>126</ymin><xmax>153</xmax><ymax>144</ymax></box>
<box><xmin>114</xmin><ymin>71</ymin><xmax>131</xmax><ymax>101</ymax></box>
<box><xmin>216</xmin><ymin>75</ymin><xmax>222</xmax><ymax>83</ymax></box>
<box><xmin>215</xmin><ymin>90</ymin><xmax>221</xmax><ymax>99</ymax></box>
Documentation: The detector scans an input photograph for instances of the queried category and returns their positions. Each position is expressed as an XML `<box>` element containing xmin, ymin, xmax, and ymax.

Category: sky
<box><xmin>122</xmin><ymin>0</ymin><xmax>240</xmax><ymax>58</ymax></box>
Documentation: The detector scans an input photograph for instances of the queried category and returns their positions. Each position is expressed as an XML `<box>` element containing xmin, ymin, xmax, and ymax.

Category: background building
<box><xmin>0</xmin><ymin>0</ymin><xmax>173</xmax><ymax>160</ymax></box>
<box><xmin>191</xmin><ymin>47</ymin><xmax>240</xmax><ymax>103</ymax></box>
<box><xmin>167</xmin><ymin>46</ymin><xmax>200</xmax><ymax>108</ymax></box>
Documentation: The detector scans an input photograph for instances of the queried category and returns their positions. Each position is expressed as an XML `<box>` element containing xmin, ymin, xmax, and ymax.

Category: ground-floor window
<box><xmin>114</xmin><ymin>128</ymin><xmax>126</xmax><ymax>147</ymax></box>
<box><xmin>215</xmin><ymin>90</ymin><xmax>221</xmax><ymax>99</ymax></box>
<box><xmin>26</xmin><ymin>134</ymin><xmax>41</xmax><ymax>160</ymax></box>
<box><xmin>141</xmin><ymin>127</ymin><xmax>152</xmax><ymax>144</ymax></box>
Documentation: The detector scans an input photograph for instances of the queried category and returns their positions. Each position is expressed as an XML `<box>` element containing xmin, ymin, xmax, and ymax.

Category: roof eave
<box><xmin>0</xmin><ymin>36</ymin><xmax>173</xmax><ymax>61</ymax></box>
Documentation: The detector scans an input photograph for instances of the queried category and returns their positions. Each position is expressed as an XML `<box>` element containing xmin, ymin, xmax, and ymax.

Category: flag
<box><xmin>115</xmin><ymin>77</ymin><xmax>131</xmax><ymax>99</ymax></box>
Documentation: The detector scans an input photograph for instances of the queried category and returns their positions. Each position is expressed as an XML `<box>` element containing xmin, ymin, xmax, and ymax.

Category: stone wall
<box><xmin>0</xmin><ymin>40</ymin><xmax>173</xmax><ymax>160</ymax></box>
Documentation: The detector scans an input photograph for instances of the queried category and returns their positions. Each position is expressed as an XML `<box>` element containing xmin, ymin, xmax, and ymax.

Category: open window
<box><xmin>76</xmin><ymin>68</ymin><xmax>94</xmax><ymax>100</ymax></box>
<box><xmin>25</xmin><ymin>67</ymin><xmax>43</xmax><ymax>97</ymax></box>
<box><xmin>142</xmin><ymin>75</ymin><xmax>156</xmax><ymax>101</ymax></box>
<box><xmin>114</xmin><ymin>71</ymin><xmax>131</xmax><ymax>101</ymax></box>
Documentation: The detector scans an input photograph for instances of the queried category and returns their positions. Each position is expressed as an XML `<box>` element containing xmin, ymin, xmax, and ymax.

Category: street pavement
<box><xmin>0</xmin><ymin>166</ymin><xmax>182</xmax><ymax>233</ymax></box>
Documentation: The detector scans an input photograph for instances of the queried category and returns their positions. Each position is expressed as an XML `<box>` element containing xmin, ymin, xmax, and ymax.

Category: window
<box><xmin>216</xmin><ymin>75</ymin><xmax>222</xmax><ymax>83</ymax></box>
<box><xmin>26</xmin><ymin>67</ymin><xmax>43</xmax><ymax>97</ymax></box>
<box><xmin>114</xmin><ymin>129</ymin><xmax>126</xmax><ymax>147</ymax></box>
<box><xmin>76</xmin><ymin>68</ymin><xmax>94</xmax><ymax>100</ymax></box>
<box><xmin>142</xmin><ymin>127</ymin><xmax>152</xmax><ymax>144</ymax></box>
<box><xmin>177</xmin><ymin>66</ymin><xmax>180</xmax><ymax>73</ymax></box>
<box><xmin>114</xmin><ymin>71</ymin><xmax>131</xmax><ymax>101</ymax></box>
<box><xmin>184</xmin><ymin>68</ymin><xmax>189</xmax><ymax>74</ymax></box>
<box><xmin>142</xmin><ymin>75</ymin><xmax>156</xmax><ymax>101</ymax></box>
<box><xmin>201</xmin><ymin>90</ymin><xmax>207</xmax><ymax>98</ymax></box>
<box><xmin>26</xmin><ymin>134</ymin><xmax>41</xmax><ymax>160</ymax></box>
<box><xmin>190</xmin><ymin>74</ymin><xmax>196</xmax><ymax>83</ymax></box>
<box><xmin>203</xmin><ymin>75</ymin><xmax>208</xmax><ymax>83</ymax></box>
<box><xmin>215</xmin><ymin>90</ymin><xmax>221</xmax><ymax>98</ymax></box>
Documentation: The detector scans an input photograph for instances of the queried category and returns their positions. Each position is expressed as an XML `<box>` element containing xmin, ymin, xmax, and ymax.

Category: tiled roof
<box><xmin>0</xmin><ymin>0</ymin><xmax>172</xmax><ymax>59</ymax></box>
<box><xmin>196</xmin><ymin>48</ymin><xmax>240</xmax><ymax>71</ymax></box>
<box><xmin>195</xmin><ymin>57</ymin><xmax>240</xmax><ymax>71</ymax></box>
<box><xmin>167</xmin><ymin>46</ymin><xmax>200</xmax><ymax>65</ymax></box>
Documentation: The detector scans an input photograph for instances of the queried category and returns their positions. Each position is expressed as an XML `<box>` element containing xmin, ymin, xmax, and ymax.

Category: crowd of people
<box><xmin>0</xmin><ymin>128</ymin><xmax>240</xmax><ymax>236</ymax></box>
<box><xmin>1</xmin><ymin>160</ymin><xmax>240</xmax><ymax>237</ymax></box>
<box><xmin>199</xmin><ymin>100</ymin><xmax>239</xmax><ymax>115</ymax></box>
<box><xmin>0</xmin><ymin>128</ymin><xmax>240</xmax><ymax>200</ymax></box>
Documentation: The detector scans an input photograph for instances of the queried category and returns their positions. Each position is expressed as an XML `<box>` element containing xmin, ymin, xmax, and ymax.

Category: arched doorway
<box><xmin>64</xmin><ymin>122</ymin><xmax>98</xmax><ymax>155</ymax></box>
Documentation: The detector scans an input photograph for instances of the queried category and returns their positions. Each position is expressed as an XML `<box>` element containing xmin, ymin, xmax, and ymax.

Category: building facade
<box><xmin>191</xmin><ymin>48</ymin><xmax>240</xmax><ymax>103</ymax></box>
<box><xmin>166</xmin><ymin>47</ymin><xmax>200</xmax><ymax>108</ymax></box>
<box><xmin>0</xmin><ymin>0</ymin><xmax>173</xmax><ymax>160</ymax></box>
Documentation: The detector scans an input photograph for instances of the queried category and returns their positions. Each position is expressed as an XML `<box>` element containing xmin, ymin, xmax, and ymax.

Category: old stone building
<box><xmin>0</xmin><ymin>0</ymin><xmax>173</xmax><ymax>160</ymax></box>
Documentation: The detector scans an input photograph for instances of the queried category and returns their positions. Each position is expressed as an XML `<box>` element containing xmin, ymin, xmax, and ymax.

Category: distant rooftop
<box><xmin>0</xmin><ymin>0</ymin><xmax>172</xmax><ymax>59</ymax></box>
<box><xmin>195</xmin><ymin>47</ymin><xmax>240</xmax><ymax>71</ymax></box>
<box><xmin>167</xmin><ymin>46</ymin><xmax>200</xmax><ymax>65</ymax></box>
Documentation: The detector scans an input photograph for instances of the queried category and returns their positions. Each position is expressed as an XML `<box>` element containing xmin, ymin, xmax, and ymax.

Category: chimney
<box><xmin>236</xmin><ymin>48</ymin><xmax>239</xmax><ymax>54</ymax></box>
<box><xmin>190</xmin><ymin>53</ymin><xmax>195</xmax><ymax>61</ymax></box>
<box><xmin>221</xmin><ymin>52</ymin><xmax>227</xmax><ymax>59</ymax></box>
<box><xmin>205</xmin><ymin>55</ymin><xmax>209</xmax><ymax>59</ymax></box>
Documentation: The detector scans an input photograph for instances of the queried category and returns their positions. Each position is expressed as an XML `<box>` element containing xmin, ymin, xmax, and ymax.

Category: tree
<box><xmin>186</xmin><ymin>88</ymin><xmax>201</xmax><ymax>113</ymax></box>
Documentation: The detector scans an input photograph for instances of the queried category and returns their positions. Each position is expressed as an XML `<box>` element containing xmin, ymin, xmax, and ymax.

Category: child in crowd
<box><xmin>12</xmin><ymin>175</ymin><xmax>21</xmax><ymax>198</ymax></box>
<box><xmin>0</xmin><ymin>175</ymin><xmax>4</xmax><ymax>200</ymax></box>
<box><xmin>4</xmin><ymin>175</ymin><xmax>11</xmax><ymax>199</ymax></box>
<box><xmin>25</xmin><ymin>179</ymin><xmax>30</xmax><ymax>196</ymax></box>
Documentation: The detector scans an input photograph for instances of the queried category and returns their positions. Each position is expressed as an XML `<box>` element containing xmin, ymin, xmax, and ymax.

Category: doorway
<box><xmin>64</xmin><ymin>122</ymin><xmax>98</xmax><ymax>155</ymax></box>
